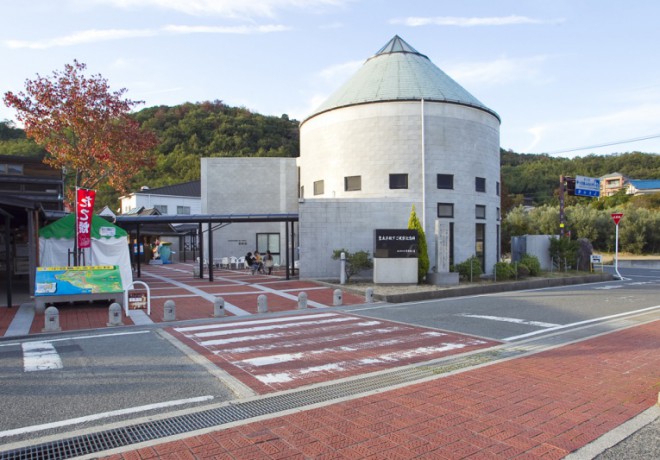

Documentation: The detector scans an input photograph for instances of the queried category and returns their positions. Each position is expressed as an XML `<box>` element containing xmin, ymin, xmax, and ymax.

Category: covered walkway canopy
<box><xmin>114</xmin><ymin>213</ymin><xmax>299</xmax><ymax>281</ymax></box>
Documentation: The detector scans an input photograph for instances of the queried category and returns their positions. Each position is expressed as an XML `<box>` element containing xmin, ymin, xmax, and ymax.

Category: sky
<box><xmin>2</xmin><ymin>0</ymin><xmax>660</xmax><ymax>157</ymax></box>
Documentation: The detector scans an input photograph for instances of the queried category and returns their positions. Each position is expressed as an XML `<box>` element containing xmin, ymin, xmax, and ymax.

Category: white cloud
<box><xmin>4</xmin><ymin>24</ymin><xmax>288</xmax><ymax>49</ymax></box>
<box><xmin>317</xmin><ymin>60</ymin><xmax>362</xmax><ymax>82</ymax></box>
<box><xmin>444</xmin><ymin>55</ymin><xmax>551</xmax><ymax>86</ymax></box>
<box><xmin>523</xmin><ymin>104</ymin><xmax>660</xmax><ymax>154</ymax></box>
<box><xmin>163</xmin><ymin>24</ymin><xmax>289</xmax><ymax>34</ymax></box>
<box><xmin>5</xmin><ymin>28</ymin><xmax>157</xmax><ymax>49</ymax></box>
<box><xmin>391</xmin><ymin>15</ymin><xmax>563</xmax><ymax>27</ymax></box>
<box><xmin>82</xmin><ymin>0</ymin><xmax>349</xmax><ymax>18</ymax></box>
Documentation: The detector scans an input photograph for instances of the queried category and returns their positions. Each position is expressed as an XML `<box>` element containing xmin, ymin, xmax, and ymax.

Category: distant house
<box><xmin>119</xmin><ymin>180</ymin><xmax>201</xmax><ymax>216</ymax></box>
<box><xmin>599</xmin><ymin>172</ymin><xmax>628</xmax><ymax>197</ymax></box>
<box><xmin>626</xmin><ymin>179</ymin><xmax>660</xmax><ymax>195</ymax></box>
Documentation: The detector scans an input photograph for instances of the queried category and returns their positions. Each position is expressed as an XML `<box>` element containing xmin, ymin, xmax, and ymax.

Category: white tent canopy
<box><xmin>39</xmin><ymin>214</ymin><xmax>133</xmax><ymax>289</ymax></box>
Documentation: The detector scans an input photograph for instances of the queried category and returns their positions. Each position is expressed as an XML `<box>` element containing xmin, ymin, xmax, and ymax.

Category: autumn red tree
<box><xmin>3</xmin><ymin>60</ymin><xmax>158</xmax><ymax>207</ymax></box>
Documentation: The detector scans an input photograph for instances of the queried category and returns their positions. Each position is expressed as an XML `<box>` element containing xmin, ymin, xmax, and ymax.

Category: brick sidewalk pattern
<box><xmin>104</xmin><ymin>320</ymin><xmax>660</xmax><ymax>459</ymax></box>
<box><xmin>2</xmin><ymin>263</ymin><xmax>368</xmax><ymax>336</ymax></box>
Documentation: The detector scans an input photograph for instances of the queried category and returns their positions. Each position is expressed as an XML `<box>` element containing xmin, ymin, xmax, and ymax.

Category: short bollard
<box><xmin>333</xmin><ymin>289</ymin><xmax>343</xmax><ymax>306</ymax></box>
<box><xmin>257</xmin><ymin>294</ymin><xmax>268</xmax><ymax>313</ymax></box>
<box><xmin>43</xmin><ymin>306</ymin><xmax>61</xmax><ymax>332</ymax></box>
<box><xmin>107</xmin><ymin>302</ymin><xmax>123</xmax><ymax>326</ymax></box>
<box><xmin>163</xmin><ymin>300</ymin><xmax>176</xmax><ymax>321</ymax></box>
<box><xmin>365</xmin><ymin>287</ymin><xmax>374</xmax><ymax>303</ymax></box>
<box><xmin>193</xmin><ymin>265</ymin><xmax>200</xmax><ymax>277</ymax></box>
<box><xmin>214</xmin><ymin>297</ymin><xmax>225</xmax><ymax>317</ymax></box>
<box><xmin>297</xmin><ymin>292</ymin><xmax>308</xmax><ymax>309</ymax></box>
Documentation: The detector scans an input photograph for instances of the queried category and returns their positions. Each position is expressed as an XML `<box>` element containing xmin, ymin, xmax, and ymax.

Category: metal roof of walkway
<box><xmin>114</xmin><ymin>213</ymin><xmax>299</xmax><ymax>282</ymax></box>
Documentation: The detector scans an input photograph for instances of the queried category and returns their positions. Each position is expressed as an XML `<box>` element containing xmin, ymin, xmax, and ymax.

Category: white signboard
<box><xmin>590</xmin><ymin>254</ymin><xmax>603</xmax><ymax>264</ymax></box>
<box><xmin>575</xmin><ymin>175</ymin><xmax>600</xmax><ymax>197</ymax></box>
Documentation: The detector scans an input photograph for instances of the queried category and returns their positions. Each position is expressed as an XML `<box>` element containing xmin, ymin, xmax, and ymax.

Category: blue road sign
<box><xmin>575</xmin><ymin>175</ymin><xmax>600</xmax><ymax>197</ymax></box>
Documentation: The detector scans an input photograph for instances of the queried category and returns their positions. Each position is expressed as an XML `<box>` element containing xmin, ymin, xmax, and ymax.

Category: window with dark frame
<box><xmin>389</xmin><ymin>173</ymin><xmax>408</xmax><ymax>189</ymax></box>
<box><xmin>437</xmin><ymin>202</ymin><xmax>454</xmax><ymax>218</ymax></box>
<box><xmin>177</xmin><ymin>205</ymin><xmax>191</xmax><ymax>215</ymax></box>
<box><xmin>476</xmin><ymin>205</ymin><xmax>486</xmax><ymax>219</ymax></box>
<box><xmin>344</xmin><ymin>175</ymin><xmax>361</xmax><ymax>191</ymax></box>
<box><xmin>496</xmin><ymin>181</ymin><xmax>500</xmax><ymax>196</ymax></box>
<box><xmin>437</xmin><ymin>174</ymin><xmax>454</xmax><ymax>189</ymax></box>
<box><xmin>475</xmin><ymin>223</ymin><xmax>485</xmax><ymax>270</ymax></box>
<box><xmin>313</xmin><ymin>180</ymin><xmax>324</xmax><ymax>195</ymax></box>
<box><xmin>476</xmin><ymin>177</ymin><xmax>486</xmax><ymax>192</ymax></box>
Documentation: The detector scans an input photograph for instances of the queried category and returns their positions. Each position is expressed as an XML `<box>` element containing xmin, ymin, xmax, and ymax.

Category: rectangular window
<box><xmin>344</xmin><ymin>175</ymin><xmax>361</xmax><ymax>191</ymax></box>
<box><xmin>313</xmin><ymin>180</ymin><xmax>324</xmax><ymax>195</ymax></box>
<box><xmin>476</xmin><ymin>177</ymin><xmax>486</xmax><ymax>192</ymax></box>
<box><xmin>154</xmin><ymin>204</ymin><xmax>168</xmax><ymax>214</ymax></box>
<box><xmin>257</xmin><ymin>233</ymin><xmax>281</xmax><ymax>266</ymax></box>
<box><xmin>496</xmin><ymin>207</ymin><xmax>501</xmax><ymax>221</ymax></box>
<box><xmin>437</xmin><ymin>174</ymin><xmax>454</xmax><ymax>190</ymax></box>
<box><xmin>437</xmin><ymin>203</ymin><xmax>454</xmax><ymax>218</ymax></box>
<box><xmin>7</xmin><ymin>164</ymin><xmax>23</xmax><ymax>175</ymax></box>
<box><xmin>476</xmin><ymin>205</ymin><xmax>486</xmax><ymax>219</ymax></box>
<box><xmin>0</xmin><ymin>164</ymin><xmax>6</xmax><ymax>174</ymax></box>
<box><xmin>177</xmin><ymin>205</ymin><xmax>191</xmax><ymax>215</ymax></box>
<box><xmin>496</xmin><ymin>181</ymin><xmax>500</xmax><ymax>196</ymax></box>
<box><xmin>476</xmin><ymin>223</ymin><xmax>485</xmax><ymax>270</ymax></box>
<box><xmin>389</xmin><ymin>173</ymin><xmax>408</xmax><ymax>189</ymax></box>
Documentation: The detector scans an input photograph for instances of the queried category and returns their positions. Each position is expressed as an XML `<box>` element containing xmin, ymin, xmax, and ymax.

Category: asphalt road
<box><xmin>345</xmin><ymin>267</ymin><xmax>660</xmax><ymax>342</ymax></box>
<box><xmin>1</xmin><ymin>266</ymin><xmax>658</xmax><ymax>455</ymax></box>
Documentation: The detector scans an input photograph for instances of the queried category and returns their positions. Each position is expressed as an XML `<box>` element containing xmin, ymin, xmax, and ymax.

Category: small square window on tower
<box><xmin>344</xmin><ymin>175</ymin><xmax>361</xmax><ymax>191</ymax></box>
<box><xmin>389</xmin><ymin>173</ymin><xmax>408</xmax><ymax>189</ymax></box>
<box><xmin>437</xmin><ymin>174</ymin><xmax>454</xmax><ymax>189</ymax></box>
<box><xmin>476</xmin><ymin>177</ymin><xmax>486</xmax><ymax>192</ymax></box>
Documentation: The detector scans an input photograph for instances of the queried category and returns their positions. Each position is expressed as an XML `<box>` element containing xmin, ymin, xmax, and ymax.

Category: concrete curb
<box><xmin>332</xmin><ymin>273</ymin><xmax>614</xmax><ymax>304</ymax></box>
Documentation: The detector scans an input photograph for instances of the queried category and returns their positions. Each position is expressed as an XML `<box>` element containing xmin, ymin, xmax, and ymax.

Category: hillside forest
<box><xmin>2</xmin><ymin>100</ymin><xmax>659</xmax><ymax>254</ymax></box>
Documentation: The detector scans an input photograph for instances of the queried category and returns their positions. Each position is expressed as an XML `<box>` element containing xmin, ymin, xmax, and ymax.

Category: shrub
<box><xmin>331</xmin><ymin>249</ymin><xmax>373</xmax><ymax>282</ymax></box>
<box><xmin>519</xmin><ymin>254</ymin><xmax>541</xmax><ymax>276</ymax></box>
<box><xmin>494</xmin><ymin>262</ymin><xmax>515</xmax><ymax>281</ymax></box>
<box><xmin>453</xmin><ymin>256</ymin><xmax>483</xmax><ymax>281</ymax></box>
<box><xmin>516</xmin><ymin>262</ymin><xmax>531</xmax><ymax>279</ymax></box>
<box><xmin>408</xmin><ymin>205</ymin><xmax>429</xmax><ymax>283</ymax></box>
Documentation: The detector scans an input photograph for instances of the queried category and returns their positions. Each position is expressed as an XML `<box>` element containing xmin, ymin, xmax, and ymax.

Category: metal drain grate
<box><xmin>0</xmin><ymin>351</ymin><xmax>501</xmax><ymax>460</ymax></box>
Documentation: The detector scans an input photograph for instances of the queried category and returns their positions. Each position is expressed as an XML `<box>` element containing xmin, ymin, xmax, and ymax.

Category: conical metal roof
<box><xmin>304</xmin><ymin>36</ymin><xmax>499</xmax><ymax>122</ymax></box>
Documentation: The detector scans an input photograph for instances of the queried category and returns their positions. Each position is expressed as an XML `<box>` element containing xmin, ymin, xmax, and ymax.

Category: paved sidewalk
<box><xmin>100</xmin><ymin>320</ymin><xmax>660</xmax><ymax>459</ymax></box>
<box><xmin>0</xmin><ymin>263</ymin><xmax>368</xmax><ymax>337</ymax></box>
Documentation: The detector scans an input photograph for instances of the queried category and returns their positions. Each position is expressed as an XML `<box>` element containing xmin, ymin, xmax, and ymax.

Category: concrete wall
<box><xmin>201</xmin><ymin>157</ymin><xmax>298</xmax><ymax>264</ymax></box>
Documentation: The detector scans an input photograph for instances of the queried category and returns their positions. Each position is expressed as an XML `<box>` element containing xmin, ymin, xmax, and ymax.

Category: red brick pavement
<box><xmin>104</xmin><ymin>320</ymin><xmax>660</xmax><ymax>460</ymax></box>
<box><xmin>7</xmin><ymin>264</ymin><xmax>368</xmax><ymax>336</ymax></box>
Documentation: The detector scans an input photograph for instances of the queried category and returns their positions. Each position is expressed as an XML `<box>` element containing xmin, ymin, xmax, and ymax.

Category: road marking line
<box><xmin>458</xmin><ymin>314</ymin><xmax>560</xmax><ymax>328</ymax></box>
<box><xmin>0</xmin><ymin>396</ymin><xmax>214</xmax><ymax>439</ymax></box>
<box><xmin>22</xmin><ymin>342</ymin><xmax>62</xmax><ymax>372</ymax></box>
<box><xmin>0</xmin><ymin>330</ymin><xmax>151</xmax><ymax>348</ymax></box>
<box><xmin>503</xmin><ymin>304</ymin><xmax>660</xmax><ymax>341</ymax></box>
<box><xmin>174</xmin><ymin>312</ymin><xmax>338</xmax><ymax>333</ymax></box>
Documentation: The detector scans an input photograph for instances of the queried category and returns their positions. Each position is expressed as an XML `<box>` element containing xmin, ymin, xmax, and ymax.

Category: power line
<box><xmin>545</xmin><ymin>133</ymin><xmax>660</xmax><ymax>155</ymax></box>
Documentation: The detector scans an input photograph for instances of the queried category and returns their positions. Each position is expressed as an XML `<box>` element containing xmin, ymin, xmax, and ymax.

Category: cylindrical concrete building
<box><xmin>298</xmin><ymin>36</ymin><xmax>501</xmax><ymax>278</ymax></box>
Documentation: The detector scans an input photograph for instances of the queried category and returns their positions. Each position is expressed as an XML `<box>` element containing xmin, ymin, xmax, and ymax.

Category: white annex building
<box><xmin>203</xmin><ymin>36</ymin><xmax>501</xmax><ymax>278</ymax></box>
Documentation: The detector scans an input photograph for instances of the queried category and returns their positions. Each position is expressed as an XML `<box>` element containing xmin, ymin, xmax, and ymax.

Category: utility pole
<box><xmin>559</xmin><ymin>175</ymin><xmax>565</xmax><ymax>237</ymax></box>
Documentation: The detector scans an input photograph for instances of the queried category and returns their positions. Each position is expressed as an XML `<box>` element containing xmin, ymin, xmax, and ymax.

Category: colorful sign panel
<box><xmin>76</xmin><ymin>188</ymin><xmax>96</xmax><ymax>249</ymax></box>
<box><xmin>611</xmin><ymin>213</ymin><xmax>623</xmax><ymax>225</ymax></box>
<box><xmin>575</xmin><ymin>175</ymin><xmax>600</xmax><ymax>197</ymax></box>
<box><xmin>35</xmin><ymin>265</ymin><xmax>123</xmax><ymax>297</ymax></box>
<box><xmin>374</xmin><ymin>229</ymin><xmax>418</xmax><ymax>258</ymax></box>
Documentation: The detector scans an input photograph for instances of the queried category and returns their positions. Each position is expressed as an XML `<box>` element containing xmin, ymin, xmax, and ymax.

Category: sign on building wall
<box><xmin>374</xmin><ymin>229</ymin><xmax>418</xmax><ymax>258</ymax></box>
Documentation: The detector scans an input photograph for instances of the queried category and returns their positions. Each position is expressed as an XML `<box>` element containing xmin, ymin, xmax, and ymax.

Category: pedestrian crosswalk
<box><xmin>172</xmin><ymin>312</ymin><xmax>495</xmax><ymax>392</ymax></box>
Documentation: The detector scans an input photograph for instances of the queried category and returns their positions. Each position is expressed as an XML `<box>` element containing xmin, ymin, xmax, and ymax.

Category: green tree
<box><xmin>407</xmin><ymin>205</ymin><xmax>429</xmax><ymax>283</ymax></box>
